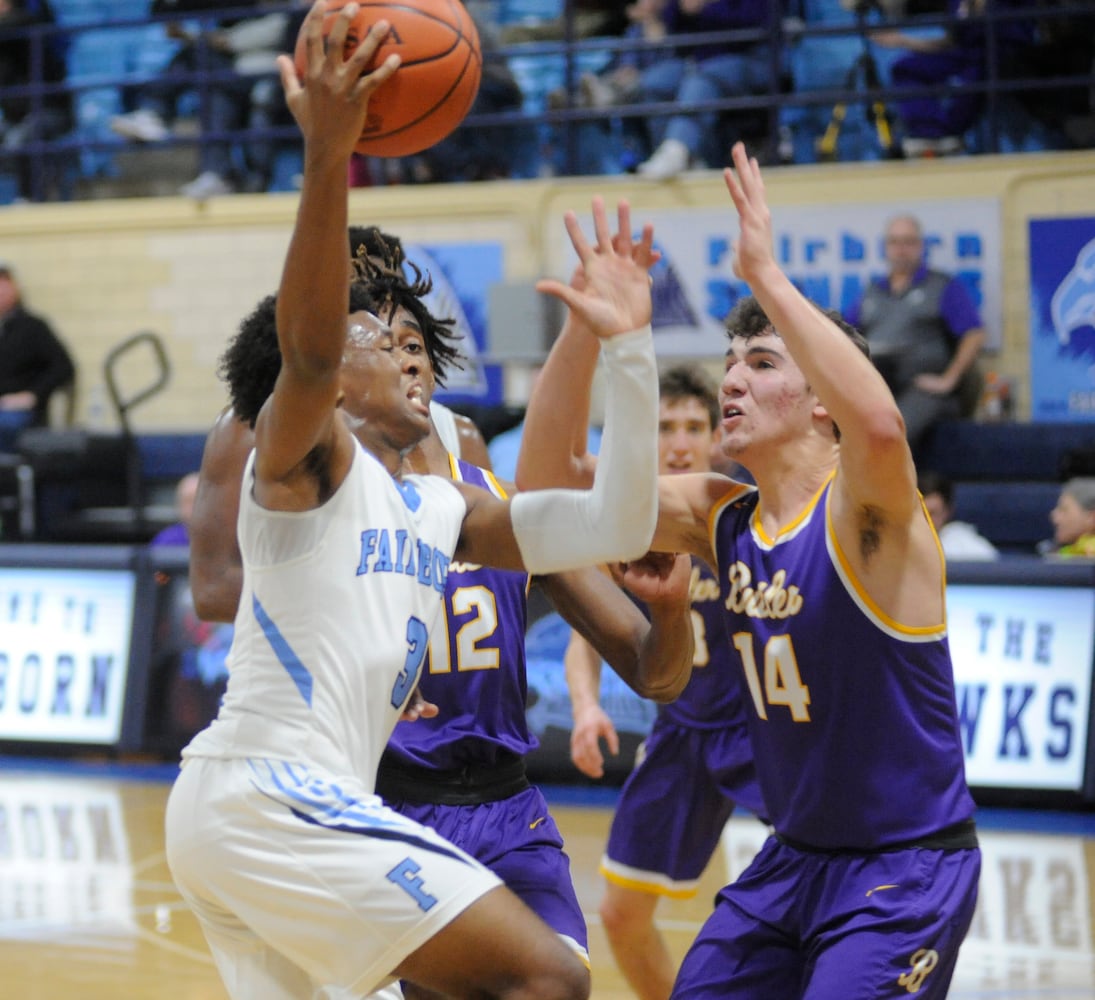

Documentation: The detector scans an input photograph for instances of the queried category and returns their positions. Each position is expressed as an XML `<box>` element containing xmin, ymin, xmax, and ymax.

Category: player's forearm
<box><xmin>191</xmin><ymin>566</ymin><xmax>243</xmax><ymax>624</ymax></box>
<box><xmin>511</xmin><ymin>325</ymin><xmax>657</xmax><ymax>572</ymax></box>
<box><xmin>564</xmin><ymin>631</ymin><xmax>604</xmax><ymax>714</ymax></box>
<box><xmin>278</xmin><ymin>147</ymin><xmax>352</xmax><ymax>376</ymax></box>
<box><xmin>751</xmin><ymin>262</ymin><xmax>899</xmax><ymax>440</ymax></box>
<box><xmin>633</xmin><ymin>596</ymin><xmax>694</xmax><ymax>702</ymax></box>
<box><xmin>515</xmin><ymin>314</ymin><xmax>600</xmax><ymax>492</ymax></box>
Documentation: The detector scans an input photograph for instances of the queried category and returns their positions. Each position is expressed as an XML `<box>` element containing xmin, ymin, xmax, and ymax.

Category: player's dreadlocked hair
<box><xmin>348</xmin><ymin>225</ymin><xmax>406</xmax><ymax>273</ymax></box>
<box><xmin>352</xmin><ymin>253</ymin><xmax>464</xmax><ymax>386</ymax></box>
<box><xmin>218</xmin><ymin>282</ymin><xmax>385</xmax><ymax>428</ymax></box>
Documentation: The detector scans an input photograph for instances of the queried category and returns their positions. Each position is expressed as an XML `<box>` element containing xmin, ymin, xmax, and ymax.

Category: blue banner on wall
<box><xmin>1029</xmin><ymin>218</ymin><xmax>1095</xmax><ymax>422</ymax></box>
<box><xmin>404</xmin><ymin>242</ymin><xmax>505</xmax><ymax>408</ymax></box>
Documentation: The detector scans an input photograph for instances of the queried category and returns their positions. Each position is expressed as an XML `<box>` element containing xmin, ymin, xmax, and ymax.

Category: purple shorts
<box><xmin>672</xmin><ymin>835</ymin><xmax>981</xmax><ymax>999</ymax></box>
<box><xmin>601</xmin><ymin>715</ymin><xmax>764</xmax><ymax>894</ymax></box>
<box><xmin>392</xmin><ymin>784</ymin><xmax>587</xmax><ymax>952</ymax></box>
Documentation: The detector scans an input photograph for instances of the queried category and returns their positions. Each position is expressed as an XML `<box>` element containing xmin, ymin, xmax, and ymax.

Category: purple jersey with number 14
<box><xmin>709</xmin><ymin>474</ymin><xmax>975</xmax><ymax>849</ymax></box>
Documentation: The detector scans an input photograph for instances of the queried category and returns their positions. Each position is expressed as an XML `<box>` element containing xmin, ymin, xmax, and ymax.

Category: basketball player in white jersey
<box><xmin>165</xmin><ymin>7</ymin><xmax>663</xmax><ymax>999</ymax></box>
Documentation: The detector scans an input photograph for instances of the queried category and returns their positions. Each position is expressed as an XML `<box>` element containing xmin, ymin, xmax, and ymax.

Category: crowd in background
<box><xmin>0</xmin><ymin>0</ymin><xmax>1092</xmax><ymax>201</ymax></box>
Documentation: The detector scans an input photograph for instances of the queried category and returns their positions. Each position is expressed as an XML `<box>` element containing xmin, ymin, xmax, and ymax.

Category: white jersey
<box><xmin>430</xmin><ymin>399</ymin><xmax>461</xmax><ymax>456</ymax></box>
<box><xmin>183</xmin><ymin>440</ymin><xmax>467</xmax><ymax>786</ymax></box>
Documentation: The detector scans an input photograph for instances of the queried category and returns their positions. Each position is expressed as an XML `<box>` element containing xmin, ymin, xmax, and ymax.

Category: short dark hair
<box><xmin>219</xmin><ymin>282</ymin><xmax>384</xmax><ymax>428</ymax></box>
<box><xmin>724</xmin><ymin>295</ymin><xmax>870</xmax><ymax>360</ymax></box>
<box><xmin>659</xmin><ymin>365</ymin><xmax>719</xmax><ymax>430</ymax></box>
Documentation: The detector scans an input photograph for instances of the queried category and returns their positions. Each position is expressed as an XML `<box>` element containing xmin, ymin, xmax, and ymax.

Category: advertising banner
<box><xmin>1028</xmin><ymin>217</ymin><xmax>1095</xmax><ymax>422</ymax></box>
<box><xmin>0</xmin><ymin>567</ymin><xmax>135</xmax><ymax>744</ymax></box>
<box><xmin>551</xmin><ymin>199</ymin><xmax>1002</xmax><ymax>357</ymax></box>
<box><xmin>404</xmin><ymin>241</ymin><xmax>505</xmax><ymax>407</ymax></box>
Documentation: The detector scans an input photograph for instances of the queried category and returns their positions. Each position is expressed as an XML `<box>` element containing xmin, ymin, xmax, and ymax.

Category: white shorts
<box><xmin>165</xmin><ymin>755</ymin><xmax>503</xmax><ymax>1000</ymax></box>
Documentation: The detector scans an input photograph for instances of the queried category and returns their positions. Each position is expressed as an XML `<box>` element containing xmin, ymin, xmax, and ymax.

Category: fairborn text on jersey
<box><xmin>356</xmin><ymin>528</ymin><xmax>451</xmax><ymax>593</ymax></box>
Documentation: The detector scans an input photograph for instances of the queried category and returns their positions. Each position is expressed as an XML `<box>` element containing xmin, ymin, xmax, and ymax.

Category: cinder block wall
<box><xmin>1</xmin><ymin>149</ymin><xmax>1092</xmax><ymax>432</ymax></box>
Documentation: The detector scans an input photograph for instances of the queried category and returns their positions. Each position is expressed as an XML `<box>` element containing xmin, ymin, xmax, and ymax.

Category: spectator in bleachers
<box><xmin>110</xmin><ymin>1</ymin><xmax>289</xmax><ymax>198</ymax></box>
<box><xmin>0</xmin><ymin>260</ymin><xmax>74</xmax><ymax>452</ymax></box>
<box><xmin>396</xmin><ymin>17</ymin><xmax>537</xmax><ymax>183</ymax></box>
<box><xmin>543</xmin><ymin>0</ymin><xmax>666</xmax><ymax>174</ymax></box>
<box><xmin>871</xmin><ymin>0</ymin><xmax>1038</xmax><ymax>156</ymax></box>
<box><xmin>1046</xmin><ymin>477</ymin><xmax>1095</xmax><ymax>559</ymax></box>
<box><xmin>918</xmin><ymin>469</ymin><xmax>998</xmax><ymax>560</ymax></box>
<box><xmin>1017</xmin><ymin>5</ymin><xmax>1095</xmax><ymax>150</ymax></box>
<box><xmin>779</xmin><ymin>0</ymin><xmax>908</xmax><ymax>165</ymax></box>
<box><xmin>0</xmin><ymin>0</ymin><xmax>71</xmax><ymax>201</ymax></box>
<box><xmin>551</xmin><ymin>0</ymin><xmax>667</xmax><ymax>112</ymax></box>
<box><xmin>845</xmin><ymin>213</ymin><xmax>985</xmax><ymax>459</ymax></box>
<box><xmin>633</xmin><ymin>0</ymin><xmax>772</xmax><ymax>180</ymax></box>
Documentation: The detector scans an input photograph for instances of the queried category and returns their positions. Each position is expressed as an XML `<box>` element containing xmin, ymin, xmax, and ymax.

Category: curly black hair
<box><xmin>218</xmin><ymin>282</ymin><xmax>385</xmax><ymax>428</ymax></box>
<box><xmin>348</xmin><ymin>225</ymin><xmax>405</xmax><ymax>272</ymax></box>
<box><xmin>352</xmin><ymin>254</ymin><xmax>464</xmax><ymax>386</ymax></box>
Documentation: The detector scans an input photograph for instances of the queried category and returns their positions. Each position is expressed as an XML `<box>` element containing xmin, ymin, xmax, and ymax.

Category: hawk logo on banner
<box><xmin>1051</xmin><ymin>237</ymin><xmax>1095</xmax><ymax>349</ymax></box>
<box><xmin>1028</xmin><ymin>217</ymin><xmax>1095</xmax><ymax>420</ymax></box>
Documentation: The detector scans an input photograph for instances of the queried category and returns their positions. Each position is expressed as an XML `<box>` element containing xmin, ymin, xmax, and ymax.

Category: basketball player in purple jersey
<box><xmin>380</xmin><ymin>451</ymin><xmax>695</xmax><ymax>994</ymax></box>
<box><xmin>562</xmin><ymin>366</ymin><xmax>765</xmax><ymax>1000</ymax></box>
<box><xmin>517</xmin><ymin>142</ymin><xmax>980</xmax><ymax>999</ymax></box>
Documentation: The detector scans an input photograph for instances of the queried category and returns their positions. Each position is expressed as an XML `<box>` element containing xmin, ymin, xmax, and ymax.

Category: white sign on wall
<box><xmin>554</xmin><ymin>199</ymin><xmax>1002</xmax><ymax>357</ymax></box>
<box><xmin>947</xmin><ymin>582</ymin><xmax>1095</xmax><ymax>792</ymax></box>
<box><xmin>0</xmin><ymin>568</ymin><xmax>135</xmax><ymax>744</ymax></box>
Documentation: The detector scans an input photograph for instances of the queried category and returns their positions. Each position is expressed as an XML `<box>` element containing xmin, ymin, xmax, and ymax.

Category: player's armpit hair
<box><xmin>510</xmin><ymin>326</ymin><xmax>658</xmax><ymax>574</ymax></box>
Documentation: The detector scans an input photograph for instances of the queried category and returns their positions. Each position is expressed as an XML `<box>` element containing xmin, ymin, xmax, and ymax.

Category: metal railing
<box><xmin>1</xmin><ymin>0</ymin><xmax>1092</xmax><ymax>201</ymax></box>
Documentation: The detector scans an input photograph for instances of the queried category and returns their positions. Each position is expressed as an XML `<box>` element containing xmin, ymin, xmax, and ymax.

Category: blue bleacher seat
<box><xmin>952</xmin><ymin>480</ymin><xmax>1061</xmax><ymax>553</ymax></box>
<box><xmin>920</xmin><ymin>421</ymin><xmax>1095</xmax><ymax>481</ymax></box>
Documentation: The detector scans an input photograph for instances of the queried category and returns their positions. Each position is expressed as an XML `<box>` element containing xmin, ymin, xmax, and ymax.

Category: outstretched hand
<box><xmin>536</xmin><ymin>198</ymin><xmax>655</xmax><ymax>339</ymax></box>
<box><xmin>723</xmin><ymin>141</ymin><xmax>778</xmax><ymax>288</ymax></box>
<box><xmin>276</xmin><ymin>1</ymin><xmax>400</xmax><ymax>161</ymax></box>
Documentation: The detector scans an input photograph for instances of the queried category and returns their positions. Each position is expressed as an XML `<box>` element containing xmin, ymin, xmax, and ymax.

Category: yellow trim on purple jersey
<box><xmin>825</xmin><ymin>483</ymin><xmax>947</xmax><ymax>641</ymax></box>
<box><xmin>751</xmin><ymin>471</ymin><xmax>834</xmax><ymax>549</ymax></box>
<box><xmin>598</xmin><ymin>858</ymin><xmax>701</xmax><ymax>900</ymax></box>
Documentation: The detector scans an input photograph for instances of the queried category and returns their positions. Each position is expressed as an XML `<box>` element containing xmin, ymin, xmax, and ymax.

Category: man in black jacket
<box><xmin>0</xmin><ymin>261</ymin><xmax>74</xmax><ymax>450</ymax></box>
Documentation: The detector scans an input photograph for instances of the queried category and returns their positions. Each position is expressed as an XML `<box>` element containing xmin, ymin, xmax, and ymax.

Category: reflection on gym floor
<box><xmin>2</xmin><ymin>760</ymin><xmax>1094</xmax><ymax>999</ymax></box>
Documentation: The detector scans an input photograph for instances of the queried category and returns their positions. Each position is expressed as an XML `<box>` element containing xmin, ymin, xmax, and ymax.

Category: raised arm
<box><xmin>453</xmin><ymin>197</ymin><xmax>659</xmax><ymax>573</ymax></box>
<box><xmin>515</xmin><ymin>202</ymin><xmax>656</xmax><ymax>492</ymax></box>
<box><xmin>723</xmin><ymin>142</ymin><xmax>917</xmax><ymax>522</ymax></box>
<box><xmin>254</xmin><ymin>5</ymin><xmax>399</xmax><ymax>499</ymax></box>
<box><xmin>542</xmin><ymin>553</ymin><xmax>693</xmax><ymax>705</ymax></box>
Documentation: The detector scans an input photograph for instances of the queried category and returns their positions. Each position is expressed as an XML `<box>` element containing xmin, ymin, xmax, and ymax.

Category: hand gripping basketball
<box><xmin>294</xmin><ymin>0</ymin><xmax>482</xmax><ymax>157</ymax></box>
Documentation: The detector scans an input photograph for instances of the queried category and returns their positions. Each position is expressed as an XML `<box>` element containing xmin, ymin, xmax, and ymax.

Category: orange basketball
<box><xmin>294</xmin><ymin>0</ymin><xmax>482</xmax><ymax>158</ymax></box>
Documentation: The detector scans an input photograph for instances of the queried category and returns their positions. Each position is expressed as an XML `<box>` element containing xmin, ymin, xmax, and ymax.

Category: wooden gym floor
<box><xmin>2</xmin><ymin>757</ymin><xmax>1094</xmax><ymax>999</ymax></box>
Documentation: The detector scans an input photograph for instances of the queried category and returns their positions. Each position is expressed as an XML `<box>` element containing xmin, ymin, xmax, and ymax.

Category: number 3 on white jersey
<box><xmin>732</xmin><ymin>632</ymin><xmax>811</xmax><ymax>722</ymax></box>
